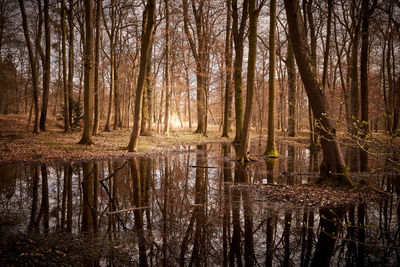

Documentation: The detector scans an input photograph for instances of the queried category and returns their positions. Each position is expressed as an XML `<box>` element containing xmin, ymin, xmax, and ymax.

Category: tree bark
<box><xmin>78</xmin><ymin>0</ymin><xmax>94</xmax><ymax>145</ymax></box>
<box><xmin>306</xmin><ymin>0</ymin><xmax>319</xmax><ymax>148</ymax></box>
<box><xmin>350</xmin><ymin>0</ymin><xmax>361</xmax><ymax>135</ymax></box>
<box><xmin>284</xmin><ymin>0</ymin><xmax>354</xmax><ymax>186</ymax></box>
<box><xmin>163</xmin><ymin>0</ymin><xmax>170</xmax><ymax>135</ymax></box>
<box><xmin>93</xmin><ymin>0</ymin><xmax>101</xmax><ymax>135</ymax></box>
<box><xmin>287</xmin><ymin>39</ymin><xmax>297</xmax><ymax>137</ymax></box>
<box><xmin>128</xmin><ymin>0</ymin><xmax>156</xmax><ymax>152</ymax></box>
<box><xmin>222</xmin><ymin>0</ymin><xmax>233</xmax><ymax>138</ymax></box>
<box><xmin>231</xmin><ymin>0</ymin><xmax>248</xmax><ymax>143</ymax></box>
<box><xmin>61</xmin><ymin>0</ymin><xmax>71</xmax><ymax>133</ymax></box>
<box><xmin>237</xmin><ymin>0</ymin><xmax>263</xmax><ymax>161</ymax></box>
<box><xmin>68</xmin><ymin>0</ymin><xmax>74</xmax><ymax>128</ymax></box>
<box><xmin>18</xmin><ymin>0</ymin><xmax>40</xmax><ymax>134</ymax></box>
<box><xmin>264</xmin><ymin>0</ymin><xmax>279</xmax><ymax>157</ymax></box>
<box><xmin>321</xmin><ymin>0</ymin><xmax>333</xmax><ymax>90</ymax></box>
<box><xmin>39</xmin><ymin>0</ymin><xmax>50</xmax><ymax>132</ymax></box>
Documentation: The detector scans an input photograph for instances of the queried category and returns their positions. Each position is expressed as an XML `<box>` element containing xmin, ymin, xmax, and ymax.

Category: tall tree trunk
<box><xmin>104</xmin><ymin>0</ymin><xmax>116</xmax><ymax>132</ymax></box>
<box><xmin>182</xmin><ymin>0</ymin><xmax>207</xmax><ymax>134</ymax></box>
<box><xmin>284</xmin><ymin>0</ymin><xmax>354</xmax><ymax>186</ymax></box>
<box><xmin>360</xmin><ymin>0</ymin><xmax>373</xmax><ymax>171</ymax></box>
<box><xmin>222</xmin><ymin>0</ymin><xmax>233</xmax><ymax>138</ymax></box>
<box><xmin>185</xmin><ymin>61</ymin><xmax>192</xmax><ymax>129</ymax></box>
<box><xmin>321</xmin><ymin>0</ymin><xmax>333</xmax><ymax>90</ymax></box>
<box><xmin>386</xmin><ymin>38</ymin><xmax>394</xmax><ymax>134</ymax></box>
<box><xmin>231</xmin><ymin>0</ymin><xmax>248</xmax><ymax>143</ymax></box>
<box><xmin>61</xmin><ymin>0</ymin><xmax>71</xmax><ymax>133</ymax></box>
<box><xmin>18</xmin><ymin>0</ymin><xmax>40</xmax><ymax>134</ymax></box>
<box><xmin>163</xmin><ymin>0</ymin><xmax>170</xmax><ymax>135</ymax></box>
<box><xmin>93</xmin><ymin>0</ymin><xmax>101</xmax><ymax>135</ymax></box>
<box><xmin>113</xmin><ymin>60</ymin><xmax>121</xmax><ymax>129</ymax></box>
<box><xmin>306</xmin><ymin>0</ymin><xmax>319</xmax><ymax>148</ymax></box>
<box><xmin>140</xmin><ymin>73</ymin><xmax>149</xmax><ymax>135</ymax></box>
<box><xmin>39</xmin><ymin>0</ymin><xmax>50</xmax><ymax>131</ymax></box>
<box><xmin>350</xmin><ymin>0</ymin><xmax>361</xmax><ymax>135</ymax></box>
<box><xmin>264</xmin><ymin>0</ymin><xmax>279</xmax><ymax>157</ymax></box>
<box><xmin>68</xmin><ymin>0</ymin><xmax>74</xmax><ymax>128</ymax></box>
<box><xmin>237</xmin><ymin>0</ymin><xmax>262</xmax><ymax>161</ymax></box>
<box><xmin>78</xmin><ymin>0</ymin><xmax>94</xmax><ymax>145</ymax></box>
<box><xmin>287</xmin><ymin>39</ymin><xmax>297</xmax><ymax>137</ymax></box>
<box><xmin>146</xmin><ymin>53</ymin><xmax>153</xmax><ymax>133</ymax></box>
<box><xmin>128</xmin><ymin>0</ymin><xmax>156</xmax><ymax>152</ymax></box>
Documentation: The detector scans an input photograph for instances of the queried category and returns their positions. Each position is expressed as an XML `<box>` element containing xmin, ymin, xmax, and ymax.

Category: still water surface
<box><xmin>0</xmin><ymin>142</ymin><xmax>399</xmax><ymax>265</ymax></box>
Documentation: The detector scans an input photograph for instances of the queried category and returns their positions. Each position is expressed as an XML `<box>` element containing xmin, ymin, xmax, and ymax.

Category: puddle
<box><xmin>0</xmin><ymin>142</ymin><xmax>399</xmax><ymax>265</ymax></box>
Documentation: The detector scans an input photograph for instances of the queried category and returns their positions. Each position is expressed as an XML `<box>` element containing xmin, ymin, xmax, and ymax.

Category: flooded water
<box><xmin>0</xmin><ymin>142</ymin><xmax>399</xmax><ymax>266</ymax></box>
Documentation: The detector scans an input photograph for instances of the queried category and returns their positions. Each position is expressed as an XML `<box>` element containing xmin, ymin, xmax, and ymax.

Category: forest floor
<box><xmin>0</xmin><ymin>114</ymin><xmax>232</xmax><ymax>164</ymax></box>
<box><xmin>0</xmin><ymin>113</ymin><xmax>312</xmax><ymax>165</ymax></box>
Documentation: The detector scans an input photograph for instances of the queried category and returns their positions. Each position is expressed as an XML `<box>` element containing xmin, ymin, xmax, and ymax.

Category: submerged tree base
<box><xmin>264</xmin><ymin>146</ymin><xmax>280</xmax><ymax>158</ymax></box>
<box><xmin>315</xmin><ymin>166</ymin><xmax>355</xmax><ymax>187</ymax></box>
<box><xmin>235</xmin><ymin>153</ymin><xmax>256</xmax><ymax>163</ymax></box>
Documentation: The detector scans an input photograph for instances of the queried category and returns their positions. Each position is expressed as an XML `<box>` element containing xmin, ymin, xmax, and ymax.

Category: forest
<box><xmin>0</xmin><ymin>0</ymin><xmax>400</xmax><ymax>265</ymax></box>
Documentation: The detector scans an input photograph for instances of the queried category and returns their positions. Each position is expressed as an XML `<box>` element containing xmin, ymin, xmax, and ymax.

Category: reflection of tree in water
<box><xmin>311</xmin><ymin>207</ymin><xmax>346</xmax><ymax>266</ymax></box>
<box><xmin>228</xmin><ymin>160</ymin><xmax>255</xmax><ymax>266</ymax></box>
<box><xmin>2</xmin><ymin>144</ymin><xmax>400</xmax><ymax>265</ymax></box>
<box><xmin>28</xmin><ymin>164</ymin><xmax>49</xmax><ymax>234</ymax></box>
<box><xmin>130</xmin><ymin>158</ymin><xmax>148</xmax><ymax>267</ymax></box>
<box><xmin>180</xmin><ymin>144</ymin><xmax>208</xmax><ymax>266</ymax></box>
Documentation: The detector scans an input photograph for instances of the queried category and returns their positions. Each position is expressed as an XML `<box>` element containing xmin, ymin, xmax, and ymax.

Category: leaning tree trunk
<box><xmin>18</xmin><ymin>0</ymin><xmax>40</xmax><ymax>134</ymax></box>
<box><xmin>78</xmin><ymin>0</ymin><xmax>94</xmax><ymax>145</ymax></box>
<box><xmin>127</xmin><ymin>0</ymin><xmax>156</xmax><ymax>152</ymax></box>
<box><xmin>284</xmin><ymin>0</ymin><xmax>354</xmax><ymax>186</ymax></box>
<box><xmin>306</xmin><ymin>0</ymin><xmax>319</xmax><ymax>148</ymax></box>
<box><xmin>264</xmin><ymin>0</ymin><xmax>279</xmax><ymax>157</ymax></box>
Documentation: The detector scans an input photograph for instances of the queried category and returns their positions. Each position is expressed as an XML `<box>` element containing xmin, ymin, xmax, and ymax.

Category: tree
<box><xmin>127</xmin><ymin>0</ymin><xmax>156</xmax><ymax>152</ymax></box>
<box><xmin>350</xmin><ymin>0</ymin><xmax>361</xmax><ymax>135</ymax></box>
<box><xmin>78</xmin><ymin>0</ymin><xmax>94</xmax><ymax>145</ymax></box>
<box><xmin>39</xmin><ymin>0</ymin><xmax>51</xmax><ymax>131</ymax></box>
<box><xmin>68</xmin><ymin>0</ymin><xmax>74</xmax><ymax>128</ymax></box>
<box><xmin>321</xmin><ymin>0</ymin><xmax>333</xmax><ymax>91</ymax></box>
<box><xmin>163</xmin><ymin>0</ymin><xmax>170</xmax><ymax>135</ymax></box>
<box><xmin>61</xmin><ymin>0</ymin><xmax>71</xmax><ymax>133</ymax></box>
<box><xmin>18</xmin><ymin>0</ymin><xmax>40</xmax><ymax>134</ymax></box>
<box><xmin>222</xmin><ymin>0</ymin><xmax>233</xmax><ymax>138</ymax></box>
<box><xmin>92</xmin><ymin>0</ymin><xmax>101</xmax><ymax>135</ymax></box>
<box><xmin>287</xmin><ymin>39</ymin><xmax>297</xmax><ymax>137</ymax></box>
<box><xmin>264</xmin><ymin>0</ymin><xmax>280</xmax><ymax>157</ymax></box>
<box><xmin>231</xmin><ymin>0</ymin><xmax>248</xmax><ymax>143</ymax></box>
<box><xmin>236</xmin><ymin>0</ymin><xmax>265</xmax><ymax>161</ymax></box>
<box><xmin>182</xmin><ymin>0</ymin><xmax>208</xmax><ymax>134</ymax></box>
<box><xmin>284</xmin><ymin>0</ymin><xmax>354</xmax><ymax>186</ymax></box>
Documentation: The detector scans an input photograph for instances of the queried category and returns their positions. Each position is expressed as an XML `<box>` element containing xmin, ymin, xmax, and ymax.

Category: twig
<box><xmin>107</xmin><ymin>206</ymin><xmax>150</xmax><ymax>215</ymax></box>
<box><xmin>189</xmin><ymin>165</ymin><xmax>217</xmax><ymax>169</ymax></box>
<box><xmin>100</xmin><ymin>161</ymin><xmax>128</xmax><ymax>182</ymax></box>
